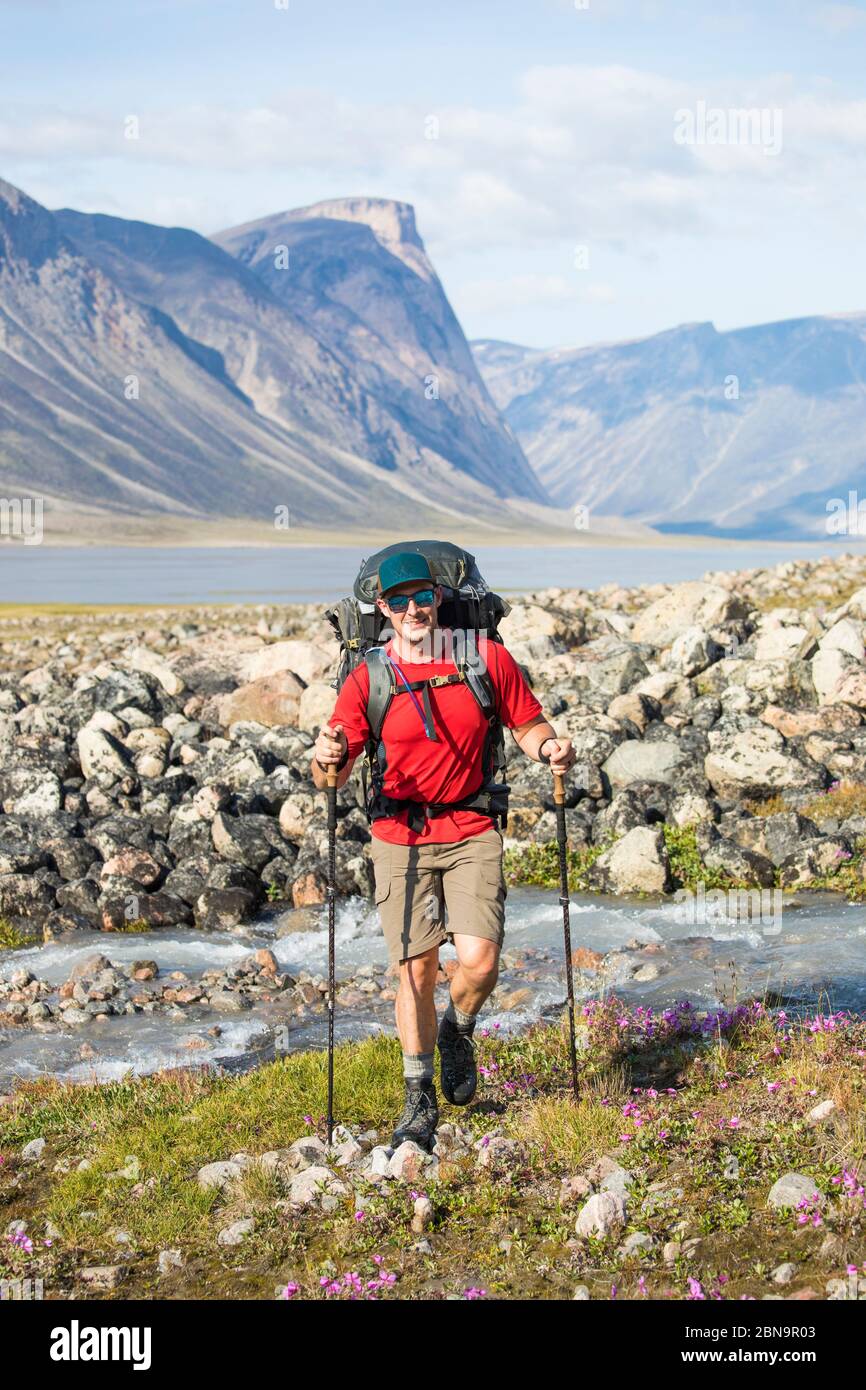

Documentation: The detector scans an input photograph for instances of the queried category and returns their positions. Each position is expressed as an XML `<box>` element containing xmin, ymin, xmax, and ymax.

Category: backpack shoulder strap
<box><xmin>452</xmin><ymin>629</ymin><xmax>497</xmax><ymax>718</ymax></box>
<box><xmin>363</xmin><ymin>646</ymin><xmax>396</xmax><ymax>743</ymax></box>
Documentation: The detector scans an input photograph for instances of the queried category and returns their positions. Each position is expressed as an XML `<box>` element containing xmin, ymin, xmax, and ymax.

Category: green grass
<box><xmin>503</xmin><ymin>839</ymin><xmax>605</xmax><ymax>892</ymax></box>
<box><xmin>2</xmin><ymin>1005</ymin><xmax>865</xmax><ymax>1301</ymax></box>
<box><xmin>0</xmin><ymin>917</ymin><xmax>29</xmax><ymax>950</ymax></box>
<box><xmin>662</xmin><ymin>825</ymin><xmax>733</xmax><ymax>891</ymax></box>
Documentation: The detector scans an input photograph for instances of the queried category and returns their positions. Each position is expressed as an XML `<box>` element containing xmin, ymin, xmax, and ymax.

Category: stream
<box><xmin>1</xmin><ymin>889</ymin><xmax>864</xmax><ymax>1087</ymax></box>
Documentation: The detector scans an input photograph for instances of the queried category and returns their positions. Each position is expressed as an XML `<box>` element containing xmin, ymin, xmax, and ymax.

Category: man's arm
<box><xmin>510</xmin><ymin>716</ymin><xmax>575</xmax><ymax>774</ymax></box>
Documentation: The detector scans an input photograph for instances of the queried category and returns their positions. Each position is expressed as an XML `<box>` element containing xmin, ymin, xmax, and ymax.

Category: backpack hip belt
<box><xmin>369</xmin><ymin>782</ymin><xmax>510</xmax><ymax>835</ymax></box>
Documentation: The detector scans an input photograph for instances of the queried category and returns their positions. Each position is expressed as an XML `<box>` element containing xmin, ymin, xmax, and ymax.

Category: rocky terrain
<box><xmin>2</xmin><ymin>551</ymin><xmax>866</xmax><ymax>1041</ymax></box>
<box><xmin>2</xmin><ymin>554</ymin><xmax>866</xmax><ymax>1302</ymax></box>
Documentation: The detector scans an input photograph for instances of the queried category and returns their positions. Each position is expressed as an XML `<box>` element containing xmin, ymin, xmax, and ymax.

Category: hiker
<box><xmin>311</xmin><ymin>549</ymin><xmax>575</xmax><ymax>1151</ymax></box>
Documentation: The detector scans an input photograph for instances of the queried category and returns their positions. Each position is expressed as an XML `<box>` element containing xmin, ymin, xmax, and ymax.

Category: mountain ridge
<box><xmin>0</xmin><ymin>176</ymin><xmax>550</xmax><ymax>530</ymax></box>
<box><xmin>472</xmin><ymin>312</ymin><xmax>866</xmax><ymax>539</ymax></box>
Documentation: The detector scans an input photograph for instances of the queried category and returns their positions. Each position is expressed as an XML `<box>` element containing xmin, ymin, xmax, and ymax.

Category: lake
<box><xmin>1</xmin><ymin>541</ymin><xmax>862</xmax><ymax>606</ymax></box>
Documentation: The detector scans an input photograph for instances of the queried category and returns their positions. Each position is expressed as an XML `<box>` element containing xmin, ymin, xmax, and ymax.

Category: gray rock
<box><xmin>599</xmin><ymin>1166</ymin><xmax>634</xmax><ymax>1200</ymax></box>
<box><xmin>767</xmin><ymin>1173</ymin><xmax>821</xmax><ymax>1209</ymax></box>
<box><xmin>388</xmin><ymin>1140</ymin><xmax>432</xmax><ymax>1182</ymax></box>
<box><xmin>705</xmin><ymin>724</ymin><xmax>825</xmax><ymax>800</ymax></box>
<box><xmin>632</xmin><ymin>582</ymin><xmax>747</xmax><ymax>648</ymax></box>
<box><xmin>197</xmin><ymin>1159</ymin><xmax>247</xmax><ymax>1191</ymax></box>
<box><xmin>289</xmin><ymin>1164</ymin><xmax>350</xmax><ymax>1208</ymax></box>
<box><xmin>22</xmin><ymin>1136</ymin><xmax>46</xmax><ymax>1161</ymax></box>
<box><xmin>590</xmin><ymin>826</ymin><xmax>671</xmax><ymax>894</ymax></box>
<box><xmin>158</xmin><ymin>1248</ymin><xmax>184</xmax><ymax>1274</ymax></box>
<box><xmin>620</xmin><ymin>1231</ymin><xmax>654</xmax><ymax>1255</ymax></box>
<box><xmin>77</xmin><ymin>727</ymin><xmax>134</xmax><ymax>786</ymax></box>
<box><xmin>217</xmin><ymin>1217</ymin><xmax>255</xmax><ymax>1246</ymax></box>
<box><xmin>806</xmin><ymin>1099</ymin><xmax>837</xmax><ymax>1125</ymax></box>
<box><xmin>575</xmin><ymin>1191</ymin><xmax>627</xmax><ymax>1238</ymax></box>
<box><xmin>78</xmin><ymin>1264</ymin><xmax>127</xmax><ymax>1291</ymax></box>
<box><xmin>363</xmin><ymin>1146</ymin><xmax>394</xmax><ymax>1179</ymax></box>
<box><xmin>602</xmin><ymin>739</ymin><xmax>687</xmax><ymax>791</ymax></box>
<box><xmin>771</xmin><ymin>1262</ymin><xmax>797</xmax><ymax>1285</ymax></box>
<box><xmin>287</xmin><ymin>1136</ymin><xmax>328</xmax><ymax>1170</ymax></box>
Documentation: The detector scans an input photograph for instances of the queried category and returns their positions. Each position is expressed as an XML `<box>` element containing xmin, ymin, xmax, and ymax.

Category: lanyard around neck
<box><xmin>384</xmin><ymin>652</ymin><xmax>439</xmax><ymax>741</ymax></box>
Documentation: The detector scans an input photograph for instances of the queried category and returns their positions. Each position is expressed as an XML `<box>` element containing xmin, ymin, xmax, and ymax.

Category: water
<box><xmin>1</xmin><ymin>889</ymin><xmax>862</xmax><ymax>1086</ymax></box>
<box><xmin>2</xmin><ymin>542</ymin><xmax>864</xmax><ymax>605</ymax></box>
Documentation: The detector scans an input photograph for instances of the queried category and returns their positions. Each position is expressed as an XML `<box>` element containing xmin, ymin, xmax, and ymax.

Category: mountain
<box><xmin>212</xmin><ymin>198</ymin><xmax>546</xmax><ymax>507</ymax></box>
<box><xmin>0</xmin><ymin>177</ymin><xmax>549</xmax><ymax>529</ymax></box>
<box><xmin>473</xmin><ymin>317</ymin><xmax>866</xmax><ymax>539</ymax></box>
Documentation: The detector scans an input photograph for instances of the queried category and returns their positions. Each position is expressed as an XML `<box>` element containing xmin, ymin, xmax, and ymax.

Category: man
<box><xmin>311</xmin><ymin>551</ymin><xmax>574</xmax><ymax>1151</ymax></box>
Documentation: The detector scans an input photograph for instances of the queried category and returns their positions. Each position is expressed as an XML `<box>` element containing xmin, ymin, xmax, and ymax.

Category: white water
<box><xmin>1</xmin><ymin>889</ymin><xmax>864</xmax><ymax>1086</ymax></box>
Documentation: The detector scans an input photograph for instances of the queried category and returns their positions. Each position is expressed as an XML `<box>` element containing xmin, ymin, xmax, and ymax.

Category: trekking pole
<box><xmin>554</xmin><ymin>771</ymin><xmax>579</xmax><ymax>1101</ymax></box>
<box><xmin>325</xmin><ymin>767</ymin><xmax>338</xmax><ymax>1145</ymax></box>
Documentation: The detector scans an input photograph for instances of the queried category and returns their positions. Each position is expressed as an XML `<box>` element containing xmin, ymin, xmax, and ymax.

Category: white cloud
<box><xmin>2</xmin><ymin>63</ymin><xmax>866</xmax><ymax>257</ymax></box>
<box><xmin>458</xmin><ymin>273</ymin><xmax>616</xmax><ymax>315</ymax></box>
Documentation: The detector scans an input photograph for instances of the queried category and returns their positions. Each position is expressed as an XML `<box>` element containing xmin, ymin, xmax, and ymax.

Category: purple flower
<box><xmin>464</xmin><ymin>1287</ymin><xmax>487</xmax><ymax>1300</ymax></box>
<box><xmin>281</xmin><ymin>1282</ymin><xmax>300</xmax><ymax>1299</ymax></box>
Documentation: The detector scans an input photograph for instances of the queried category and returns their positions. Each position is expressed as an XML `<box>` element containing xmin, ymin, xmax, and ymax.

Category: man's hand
<box><xmin>540</xmin><ymin>735</ymin><xmax>575</xmax><ymax>775</ymax></box>
<box><xmin>313</xmin><ymin>722</ymin><xmax>347</xmax><ymax>770</ymax></box>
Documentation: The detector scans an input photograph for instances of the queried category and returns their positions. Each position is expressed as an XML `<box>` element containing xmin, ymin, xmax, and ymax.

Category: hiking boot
<box><xmin>391</xmin><ymin>1080</ymin><xmax>439</xmax><ymax>1152</ymax></box>
<box><xmin>437</xmin><ymin>1014</ymin><xmax>478</xmax><ymax>1106</ymax></box>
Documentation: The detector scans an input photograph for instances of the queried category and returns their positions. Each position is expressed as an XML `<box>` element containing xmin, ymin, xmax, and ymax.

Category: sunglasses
<box><xmin>385</xmin><ymin>587</ymin><xmax>436</xmax><ymax>613</ymax></box>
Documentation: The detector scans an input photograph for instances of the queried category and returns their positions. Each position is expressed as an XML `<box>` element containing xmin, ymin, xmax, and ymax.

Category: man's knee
<box><xmin>398</xmin><ymin>947</ymin><xmax>439</xmax><ymax>995</ymax></box>
<box><xmin>455</xmin><ymin>938</ymin><xmax>500</xmax><ymax>989</ymax></box>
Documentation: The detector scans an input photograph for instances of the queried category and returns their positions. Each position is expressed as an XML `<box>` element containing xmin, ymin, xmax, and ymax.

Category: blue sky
<box><xmin>2</xmin><ymin>0</ymin><xmax>865</xmax><ymax>348</ymax></box>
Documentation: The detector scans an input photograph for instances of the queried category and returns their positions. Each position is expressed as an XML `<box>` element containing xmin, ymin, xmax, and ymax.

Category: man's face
<box><xmin>377</xmin><ymin>581</ymin><xmax>441</xmax><ymax>652</ymax></box>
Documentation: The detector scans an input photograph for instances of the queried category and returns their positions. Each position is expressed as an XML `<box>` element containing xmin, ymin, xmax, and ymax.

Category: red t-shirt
<box><xmin>330</xmin><ymin>636</ymin><xmax>543</xmax><ymax>845</ymax></box>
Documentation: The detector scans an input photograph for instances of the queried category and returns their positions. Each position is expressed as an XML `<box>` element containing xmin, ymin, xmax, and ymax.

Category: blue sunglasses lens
<box><xmin>388</xmin><ymin>588</ymin><xmax>435</xmax><ymax>612</ymax></box>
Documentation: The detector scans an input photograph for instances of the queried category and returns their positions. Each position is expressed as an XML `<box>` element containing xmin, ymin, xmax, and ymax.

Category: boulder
<box><xmin>632</xmin><ymin>582</ymin><xmax>747</xmax><ymax>648</ymax></box>
<box><xmin>197</xmin><ymin>1159</ymin><xmax>247</xmax><ymax>1191</ymax></box>
<box><xmin>211</xmin><ymin>812</ymin><xmax>280</xmax><ymax>871</ymax></box>
<box><xmin>590</xmin><ymin>826</ymin><xmax>671</xmax><ymax>894</ymax></box>
<box><xmin>241</xmin><ymin>639</ymin><xmax>337</xmax><ymax>686</ymax></box>
<box><xmin>602</xmin><ymin>739</ymin><xmax>687</xmax><ymax>791</ymax></box>
<box><xmin>705</xmin><ymin>725</ymin><xmax>826</xmax><ymax>800</ymax></box>
<box><xmin>298</xmin><ymin>682</ymin><xmax>337</xmax><ymax>735</ymax></box>
<box><xmin>76</xmin><ymin>728</ymin><xmax>133</xmax><ymax>786</ymax></box>
<box><xmin>218</xmin><ymin>670</ymin><xmax>304</xmax><ymax>730</ymax></box>
<box><xmin>730</xmin><ymin>812</ymin><xmax>820</xmax><ymax>867</ymax></box>
<box><xmin>0</xmin><ymin>768</ymin><xmax>62</xmax><ymax>816</ymax></box>
<box><xmin>125</xmin><ymin>647</ymin><xmax>186</xmax><ymax>697</ymax></box>
<box><xmin>669</xmin><ymin>626</ymin><xmax>721</xmax><ymax>677</ymax></box>
<box><xmin>762</xmin><ymin>704</ymin><xmax>861</xmax><ymax>737</ymax></box>
<box><xmin>288</xmin><ymin>1165</ymin><xmax>350</xmax><ymax>1208</ymax></box>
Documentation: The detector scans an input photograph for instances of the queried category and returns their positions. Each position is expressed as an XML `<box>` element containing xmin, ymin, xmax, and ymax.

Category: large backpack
<box><xmin>324</xmin><ymin>540</ymin><xmax>513</xmax><ymax>831</ymax></box>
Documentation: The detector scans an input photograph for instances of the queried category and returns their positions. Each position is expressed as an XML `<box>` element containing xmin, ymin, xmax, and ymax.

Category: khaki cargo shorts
<box><xmin>369</xmin><ymin>827</ymin><xmax>507</xmax><ymax>965</ymax></box>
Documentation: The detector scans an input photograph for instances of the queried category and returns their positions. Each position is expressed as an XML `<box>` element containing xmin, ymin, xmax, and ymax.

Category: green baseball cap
<box><xmin>377</xmin><ymin>550</ymin><xmax>435</xmax><ymax>596</ymax></box>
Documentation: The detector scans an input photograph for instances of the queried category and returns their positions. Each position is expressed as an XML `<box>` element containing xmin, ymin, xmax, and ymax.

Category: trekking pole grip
<box><xmin>326</xmin><ymin>768</ymin><xmax>338</xmax><ymax>826</ymax></box>
<box><xmin>553</xmin><ymin>772</ymin><xmax>566</xmax><ymax>805</ymax></box>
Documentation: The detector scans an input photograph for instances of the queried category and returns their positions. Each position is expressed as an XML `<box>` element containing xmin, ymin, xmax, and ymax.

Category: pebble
<box><xmin>218</xmin><ymin>1218</ymin><xmax>255</xmax><ymax>1246</ymax></box>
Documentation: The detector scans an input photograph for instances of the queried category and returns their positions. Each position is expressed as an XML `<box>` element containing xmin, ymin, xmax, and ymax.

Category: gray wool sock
<box><xmin>445</xmin><ymin>999</ymin><xmax>477</xmax><ymax>1035</ymax></box>
<box><xmin>403</xmin><ymin>1052</ymin><xmax>435</xmax><ymax>1083</ymax></box>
